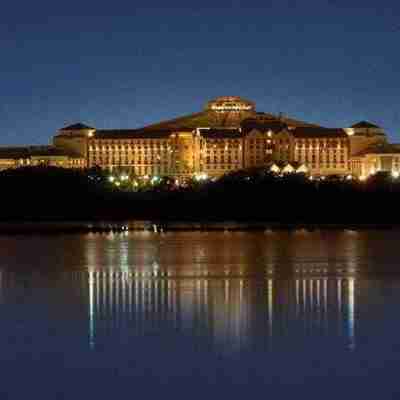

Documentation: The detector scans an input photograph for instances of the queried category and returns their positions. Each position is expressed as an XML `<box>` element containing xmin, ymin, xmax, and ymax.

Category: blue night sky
<box><xmin>1</xmin><ymin>0</ymin><xmax>399</xmax><ymax>145</ymax></box>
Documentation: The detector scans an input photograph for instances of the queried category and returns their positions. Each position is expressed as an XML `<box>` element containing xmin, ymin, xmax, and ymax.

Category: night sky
<box><xmin>1</xmin><ymin>0</ymin><xmax>399</xmax><ymax>145</ymax></box>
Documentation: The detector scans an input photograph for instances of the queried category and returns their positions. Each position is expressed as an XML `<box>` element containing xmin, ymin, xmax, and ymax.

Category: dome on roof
<box><xmin>347</xmin><ymin>121</ymin><xmax>386</xmax><ymax>138</ymax></box>
<box><xmin>60</xmin><ymin>123</ymin><xmax>95</xmax><ymax>131</ymax></box>
<box><xmin>350</xmin><ymin>121</ymin><xmax>380</xmax><ymax>129</ymax></box>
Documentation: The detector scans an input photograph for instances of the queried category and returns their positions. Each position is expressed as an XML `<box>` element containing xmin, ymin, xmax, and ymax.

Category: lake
<box><xmin>0</xmin><ymin>230</ymin><xmax>400</xmax><ymax>398</ymax></box>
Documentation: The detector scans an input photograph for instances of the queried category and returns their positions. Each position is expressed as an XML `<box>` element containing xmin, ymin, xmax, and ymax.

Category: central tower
<box><xmin>205</xmin><ymin>96</ymin><xmax>256</xmax><ymax>113</ymax></box>
<box><xmin>205</xmin><ymin>96</ymin><xmax>256</xmax><ymax>128</ymax></box>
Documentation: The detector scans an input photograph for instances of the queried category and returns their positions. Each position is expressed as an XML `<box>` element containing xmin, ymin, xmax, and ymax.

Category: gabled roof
<box><xmin>60</xmin><ymin>123</ymin><xmax>95</xmax><ymax>131</ymax></box>
<box><xmin>350</xmin><ymin>121</ymin><xmax>380</xmax><ymax>129</ymax></box>
<box><xmin>291</xmin><ymin>127</ymin><xmax>348</xmax><ymax>138</ymax></box>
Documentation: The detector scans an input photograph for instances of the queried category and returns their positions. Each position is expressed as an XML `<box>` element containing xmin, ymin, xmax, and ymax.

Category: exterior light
<box><xmin>392</xmin><ymin>171</ymin><xmax>399</xmax><ymax>179</ymax></box>
<box><xmin>346</xmin><ymin>175</ymin><xmax>352</xmax><ymax>181</ymax></box>
<box><xmin>115</xmin><ymin>181</ymin><xmax>121</xmax><ymax>187</ymax></box>
<box><xmin>108</xmin><ymin>176</ymin><xmax>115</xmax><ymax>183</ymax></box>
<box><xmin>88</xmin><ymin>131</ymin><xmax>94</xmax><ymax>138</ymax></box>
<box><xmin>309</xmin><ymin>175</ymin><xmax>314</xmax><ymax>181</ymax></box>
<box><xmin>120</xmin><ymin>174</ymin><xmax>129</xmax><ymax>181</ymax></box>
<box><xmin>270</xmin><ymin>164</ymin><xmax>280</xmax><ymax>173</ymax></box>
<box><xmin>359</xmin><ymin>175</ymin><xmax>366</xmax><ymax>181</ymax></box>
<box><xmin>194</xmin><ymin>173</ymin><xmax>208</xmax><ymax>181</ymax></box>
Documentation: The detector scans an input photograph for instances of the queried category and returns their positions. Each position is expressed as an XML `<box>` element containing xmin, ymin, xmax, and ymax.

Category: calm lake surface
<box><xmin>1</xmin><ymin>230</ymin><xmax>400</xmax><ymax>398</ymax></box>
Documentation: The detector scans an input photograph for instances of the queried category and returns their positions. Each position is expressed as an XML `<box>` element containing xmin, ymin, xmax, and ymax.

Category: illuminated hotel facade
<box><xmin>1</xmin><ymin>96</ymin><xmax>399</xmax><ymax>179</ymax></box>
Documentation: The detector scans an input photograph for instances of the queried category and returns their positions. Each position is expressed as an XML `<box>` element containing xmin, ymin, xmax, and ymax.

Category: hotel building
<box><xmin>1</xmin><ymin>96</ymin><xmax>399</xmax><ymax>179</ymax></box>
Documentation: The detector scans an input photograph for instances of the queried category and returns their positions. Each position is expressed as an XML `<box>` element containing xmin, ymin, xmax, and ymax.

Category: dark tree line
<box><xmin>0</xmin><ymin>166</ymin><xmax>398</xmax><ymax>225</ymax></box>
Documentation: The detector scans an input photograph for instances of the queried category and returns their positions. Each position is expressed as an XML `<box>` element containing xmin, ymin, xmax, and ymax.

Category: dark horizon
<box><xmin>1</xmin><ymin>0</ymin><xmax>399</xmax><ymax>146</ymax></box>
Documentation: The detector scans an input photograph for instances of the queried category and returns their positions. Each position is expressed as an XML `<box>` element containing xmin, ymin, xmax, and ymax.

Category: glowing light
<box><xmin>120</xmin><ymin>174</ymin><xmax>129</xmax><ymax>181</ymax></box>
<box><xmin>268</xmin><ymin>279</ymin><xmax>273</xmax><ymax>336</ymax></box>
<box><xmin>108</xmin><ymin>176</ymin><xmax>115</xmax><ymax>183</ymax></box>
<box><xmin>270</xmin><ymin>164</ymin><xmax>280</xmax><ymax>173</ymax></box>
<box><xmin>359</xmin><ymin>175</ymin><xmax>366</xmax><ymax>181</ymax></box>
<box><xmin>392</xmin><ymin>171</ymin><xmax>399</xmax><ymax>179</ymax></box>
<box><xmin>88</xmin><ymin>271</ymin><xmax>95</xmax><ymax>349</ymax></box>
<box><xmin>88</xmin><ymin>131</ymin><xmax>94</xmax><ymax>138</ymax></box>
<box><xmin>346</xmin><ymin>175</ymin><xmax>353</xmax><ymax>181</ymax></box>
<box><xmin>282</xmin><ymin>164</ymin><xmax>295</xmax><ymax>174</ymax></box>
<box><xmin>151</xmin><ymin>176</ymin><xmax>160</xmax><ymax>184</ymax></box>
<box><xmin>194</xmin><ymin>173</ymin><xmax>208</xmax><ymax>181</ymax></box>
<box><xmin>297</xmin><ymin>165</ymin><xmax>308</xmax><ymax>173</ymax></box>
<box><xmin>115</xmin><ymin>181</ymin><xmax>121</xmax><ymax>187</ymax></box>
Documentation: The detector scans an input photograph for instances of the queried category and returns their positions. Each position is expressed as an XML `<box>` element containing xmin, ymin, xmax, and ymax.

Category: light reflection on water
<box><xmin>0</xmin><ymin>230</ymin><xmax>399</xmax><ymax>398</ymax></box>
<box><xmin>86</xmin><ymin>272</ymin><xmax>356</xmax><ymax>353</ymax></box>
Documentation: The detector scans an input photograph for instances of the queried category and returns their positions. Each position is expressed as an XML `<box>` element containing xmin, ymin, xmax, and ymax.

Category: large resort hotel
<box><xmin>1</xmin><ymin>96</ymin><xmax>399</xmax><ymax>179</ymax></box>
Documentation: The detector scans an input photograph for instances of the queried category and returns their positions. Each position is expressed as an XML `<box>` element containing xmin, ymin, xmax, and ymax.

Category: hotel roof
<box><xmin>354</xmin><ymin>143</ymin><xmax>400</xmax><ymax>156</ymax></box>
<box><xmin>198</xmin><ymin>129</ymin><xmax>242</xmax><ymax>139</ymax></box>
<box><xmin>291</xmin><ymin>127</ymin><xmax>348</xmax><ymax>138</ymax></box>
<box><xmin>0</xmin><ymin>146</ymin><xmax>82</xmax><ymax>159</ymax></box>
<box><xmin>136</xmin><ymin>110</ymin><xmax>319</xmax><ymax>132</ymax></box>
<box><xmin>241</xmin><ymin>118</ymin><xmax>288</xmax><ymax>133</ymax></box>
<box><xmin>85</xmin><ymin>97</ymin><xmax>321</xmax><ymax>139</ymax></box>
<box><xmin>93</xmin><ymin>129</ymin><xmax>175</xmax><ymax>139</ymax></box>
<box><xmin>62</xmin><ymin>98</ymin><xmax>365</xmax><ymax>141</ymax></box>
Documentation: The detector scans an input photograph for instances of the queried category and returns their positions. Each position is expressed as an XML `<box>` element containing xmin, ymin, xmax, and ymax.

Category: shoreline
<box><xmin>0</xmin><ymin>220</ymin><xmax>398</xmax><ymax>234</ymax></box>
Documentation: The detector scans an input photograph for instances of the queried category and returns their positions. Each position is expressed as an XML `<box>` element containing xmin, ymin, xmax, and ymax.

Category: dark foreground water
<box><xmin>1</xmin><ymin>230</ymin><xmax>400</xmax><ymax>398</ymax></box>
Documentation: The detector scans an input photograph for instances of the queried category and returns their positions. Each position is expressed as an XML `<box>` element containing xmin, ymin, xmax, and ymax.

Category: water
<box><xmin>1</xmin><ymin>230</ymin><xmax>400</xmax><ymax>398</ymax></box>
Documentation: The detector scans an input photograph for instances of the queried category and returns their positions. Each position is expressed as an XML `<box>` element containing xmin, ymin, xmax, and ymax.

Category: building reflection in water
<box><xmin>348</xmin><ymin>277</ymin><xmax>355</xmax><ymax>350</ymax></box>
<box><xmin>87</xmin><ymin>269</ymin><xmax>357</xmax><ymax>352</ymax></box>
<box><xmin>83</xmin><ymin>231</ymin><xmax>367</xmax><ymax>352</ymax></box>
